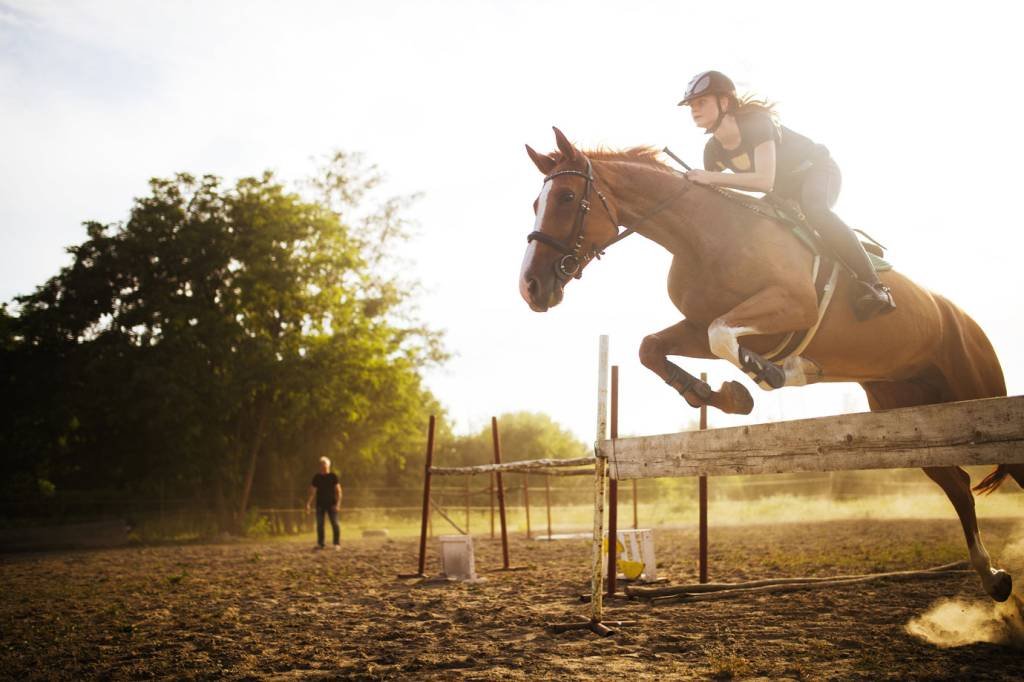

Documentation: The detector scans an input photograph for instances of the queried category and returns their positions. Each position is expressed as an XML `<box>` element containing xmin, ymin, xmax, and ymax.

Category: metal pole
<box><xmin>699</xmin><ymin>372</ymin><xmax>708</xmax><ymax>584</ymax></box>
<box><xmin>465</xmin><ymin>474</ymin><xmax>470</xmax><ymax>535</ymax></box>
<box><xmin>607</xmin><ymin>365</ymin><xmax>619</xmax><ymax>598</ymax></box>
<box><xmin>545</xmin><ymin>474</ymin><xmax>552</xmax><ymax>540</ymax></box>
<box><xmin>491</xmin><ymin>416</ymin><xmax>511</xmax><ymax>570</ymax></box>
<box><xmin>523</xmin><ymin>475</ymin><xmax>531</xmax><ymax>540</ymax></box>
<box><xmin>590</xmin><ymin>335</ymin><xmax>609</xmax><ymax>623</ymax></box>
<box><xmin>416</xmin><ymin>416</ymin><xmax>436</xmax><ymax>577</ymax></box>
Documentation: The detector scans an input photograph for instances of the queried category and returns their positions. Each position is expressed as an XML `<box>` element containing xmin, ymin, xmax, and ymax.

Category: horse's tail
<box><xmin>973</xmin><ymin>465</ymin><xmax>1010</xmax><ymax>495</ymax></box>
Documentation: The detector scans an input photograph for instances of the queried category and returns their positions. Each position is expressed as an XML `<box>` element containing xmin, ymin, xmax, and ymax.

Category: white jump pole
<box><xmin>589</xmin><ymin>334</ymin><xmax>610</xmax><ymax>623</ymax></box>
<box><xmin>550</xmin><ymin>335</ymin><xmax>634</xmax><ymax>635</ymax></box>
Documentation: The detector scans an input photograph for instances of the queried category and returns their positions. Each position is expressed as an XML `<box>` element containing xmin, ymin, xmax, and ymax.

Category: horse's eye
<box><xmin>560</xmin><ymin>192</ymin><xmax>576</xmax><ymax>203</ymax></box>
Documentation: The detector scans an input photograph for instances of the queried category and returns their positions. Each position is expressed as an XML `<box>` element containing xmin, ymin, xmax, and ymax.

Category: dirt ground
<box><xmin>2</xmin><ymin>518</ymin><xmax>1023</xmax><ymax>681</ymax></box>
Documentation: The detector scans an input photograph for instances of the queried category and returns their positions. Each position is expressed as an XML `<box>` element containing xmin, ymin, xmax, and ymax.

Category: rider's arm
<box><xmin>689</xmin><ymin>140</ymin><xmax>776</xmax><ymax>192</ymax></box>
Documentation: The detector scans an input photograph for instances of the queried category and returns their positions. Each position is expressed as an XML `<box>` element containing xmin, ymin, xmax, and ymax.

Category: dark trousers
<box><xmin>798</xmin><ymin>160</ymin><xmax>879</xmax><ymax>284</ymax></box>
<box><xmin>316</xmin><ymin>505</ymin><xmax>340</xmax><ymax>546</ymax></box>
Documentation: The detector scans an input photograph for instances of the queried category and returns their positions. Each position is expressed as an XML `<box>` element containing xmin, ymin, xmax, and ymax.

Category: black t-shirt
<box><xmin>311</xmin><ymin>472</ymin><xmax>339</xmax><ymax>507</ymax></box>
<box><xmin>703</xmin><ymin>109</ymin><xmax>830</xmax><ymax>199</ymax></box>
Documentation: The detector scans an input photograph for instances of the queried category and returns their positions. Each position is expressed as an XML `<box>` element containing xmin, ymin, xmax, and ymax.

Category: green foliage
<box><xmin>439</xmin><ymin>411</ymin><xmax>589</xmax><ymax>468</ymax></box>
<box><xmin>1</xmin><ymin>154</ymin><xmax>446</xmax><ymax>531</ymax></box>
<box><xmin>243</xmin><ymin>512</ymin><xmax>273</xmax><ymax>538</ymax></box>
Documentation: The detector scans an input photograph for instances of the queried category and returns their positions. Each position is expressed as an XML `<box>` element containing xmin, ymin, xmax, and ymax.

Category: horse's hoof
<box><xmin>722</xmin><ymin>381</ymin><xmax>754</xmax><ymax>415</ymax></box>
<box><xmin>988</xmin><ymin>570</ymin><xmax>1012</xmax><ymax>602</ymax></box>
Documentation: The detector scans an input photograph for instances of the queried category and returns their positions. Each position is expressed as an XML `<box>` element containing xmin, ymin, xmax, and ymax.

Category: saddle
<box><xmin>711</xmin><ymin>187</ymin><xmax>893</xmax><ymax>361</ymax></box>
<box><xmin>715</xmin><ymin>187</ymin><xmax>893</xmax><ymax>272</ymax></box>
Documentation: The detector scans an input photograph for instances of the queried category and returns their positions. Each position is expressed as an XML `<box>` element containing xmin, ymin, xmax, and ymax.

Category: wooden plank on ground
<box><xmin>602</xmin><ymin>395</ymin><xmax>1024</xmax><ymax>480</ymax></box>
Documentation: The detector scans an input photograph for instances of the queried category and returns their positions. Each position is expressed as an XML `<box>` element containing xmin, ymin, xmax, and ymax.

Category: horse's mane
<box><xmin>549</xmin><ymin>146</ymin><xmax>676</xmax><ymax>174</ymax></box>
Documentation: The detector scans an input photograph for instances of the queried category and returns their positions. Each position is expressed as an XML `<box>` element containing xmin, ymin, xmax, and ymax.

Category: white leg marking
<box><xmin>707</xmin><ymin>320</ymin><xmax>756</xmax><ymax>367</ymax></box>
<box><xmin>968</xmin><ymin>529</ymin><xmax>1001</xmax><ymax>593</ymax></box>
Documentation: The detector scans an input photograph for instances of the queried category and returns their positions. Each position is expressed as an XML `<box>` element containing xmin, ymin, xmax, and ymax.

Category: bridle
<box><xmin>527</xmin><ymin>157</ymin><xmax>619</xmax><ymax>281</ymax></box>
<box><xmin>527</xmin><ymin>155</ymin><xmax>691</xmax><ymax>281</ymax></box>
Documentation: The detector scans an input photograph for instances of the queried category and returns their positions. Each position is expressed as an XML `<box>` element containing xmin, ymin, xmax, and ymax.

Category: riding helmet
<box><xmin>678</xmin><ymin>70</ymin><xmax>736</xmax><ymax>106</ymax></box>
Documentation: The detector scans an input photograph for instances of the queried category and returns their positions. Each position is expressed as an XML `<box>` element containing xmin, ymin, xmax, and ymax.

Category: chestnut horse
<box><xmin>520</xmin><ymin>127</ymin><xmax>1022</xmax><ymax>602</ymax></box>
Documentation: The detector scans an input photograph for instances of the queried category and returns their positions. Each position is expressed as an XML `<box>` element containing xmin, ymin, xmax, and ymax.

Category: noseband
<box><xmin>527</xmin><ymin>155</ymin><xmax>690</xmax><ymax>281</ymax></box>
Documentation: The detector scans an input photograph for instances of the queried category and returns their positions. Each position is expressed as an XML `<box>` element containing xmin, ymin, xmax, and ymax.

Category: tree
<box><xmin>1</xmin><ymin>157</ymin><xmax>445</xmax><ymax>531</ymax></box>
<box><xmin>439</xmin><ymin>412</ymin><xmax>589</xmax><ymax>469</ymax></box>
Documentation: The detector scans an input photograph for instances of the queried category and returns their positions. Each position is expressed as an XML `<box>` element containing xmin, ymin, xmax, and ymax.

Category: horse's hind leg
<box><xmin>1009</xmin><ymin>465</ymin><xmax>1024</xmax><ymax>488</ymax></box>
<box><xmin>864</xmin><ymin>378</ymin><xmax>1013</xmax><ymax>602</ymax></box>
<box><xmin>922</xmin><ymin>466</ymin><xmax>1012</xmax><ymax>601</ymax></box>
<box><xmin>639</xmin><ymin>319</ymin><xmax>755</xmax><ymax>415</ymax></box>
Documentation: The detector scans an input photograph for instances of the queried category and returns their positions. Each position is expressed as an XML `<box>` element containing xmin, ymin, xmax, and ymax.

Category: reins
<box><xmin>527</xmin><ymin>148</ymin><xmax>827</xmax><ymax>283</ymax></box>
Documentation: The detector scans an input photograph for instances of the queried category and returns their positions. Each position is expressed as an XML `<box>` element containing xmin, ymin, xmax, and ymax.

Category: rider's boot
<box><xmin>852</xmin><ymin>278</ymin><xmax>895</xmax><ymax>321</ymax></box>
<box><xmin>831</xmin><ymin>228</ymin><xmax>895</xmax><ymax>321</ymax></box>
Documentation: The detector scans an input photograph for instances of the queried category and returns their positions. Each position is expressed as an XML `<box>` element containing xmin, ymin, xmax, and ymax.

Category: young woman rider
<box><xmin>679</xmin><ymin>70</ymin><xmax>895</xmax><ymax>320</ymax></box>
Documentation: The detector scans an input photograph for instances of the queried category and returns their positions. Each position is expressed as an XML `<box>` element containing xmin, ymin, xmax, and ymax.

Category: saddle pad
<box><xmin>718</xmin><ymin>189</ymin><xmax>894</xmax><ymax>273</ymax></box>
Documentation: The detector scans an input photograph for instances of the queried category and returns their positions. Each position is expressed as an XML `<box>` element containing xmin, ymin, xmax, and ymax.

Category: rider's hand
<box><xmin>685</xmin><ymin>169</ymin><xmax>713</xmax><ymax>185</ymax></box>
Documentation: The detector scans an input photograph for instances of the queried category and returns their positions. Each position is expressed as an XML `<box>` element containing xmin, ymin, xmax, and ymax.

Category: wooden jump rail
<box><xmin>600</xmin><ymin>395</ymin><xmax>1024</xmax><ymax>479</ymax></box>
<box><xmin>430</xmin><ymin>456</ymin><xmax>596</xmax><ymax>476</ymax></box>
<box><xmin>552</xmin><ymin>335</ymin><xmax>1024</xmax><ymax>637</ymax></box>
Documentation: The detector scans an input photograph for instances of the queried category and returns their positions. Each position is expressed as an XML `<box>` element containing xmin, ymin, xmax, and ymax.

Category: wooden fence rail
<box><xmin>601</xmin><ymin>395</ymin><xmax>1024</xmax><ymax>480</ymax></box>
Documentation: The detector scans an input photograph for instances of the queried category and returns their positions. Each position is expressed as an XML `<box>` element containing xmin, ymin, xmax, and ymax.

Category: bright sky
<box><xmin>2</xmin><ymin>1</ymin><xmax>1022</xmax><ymax>445</ymax></box>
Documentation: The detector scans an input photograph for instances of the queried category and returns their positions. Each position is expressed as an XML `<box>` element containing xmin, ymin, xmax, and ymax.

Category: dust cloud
<box><xmin>906</xmin><ymin>533</ymin><xmax>1024</xmax><ymax>648</ymax></box>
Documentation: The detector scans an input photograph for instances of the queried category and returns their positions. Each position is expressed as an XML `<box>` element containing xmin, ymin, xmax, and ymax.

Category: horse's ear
<box><xmin>552</xmin><ymin>126</ymin><xmax>578</xmax><ymax>162</ymax></box>
<box><xmin>526</xmin><ymin>144</ymin><xmax>557</xmax><ymax>175</ymax></box>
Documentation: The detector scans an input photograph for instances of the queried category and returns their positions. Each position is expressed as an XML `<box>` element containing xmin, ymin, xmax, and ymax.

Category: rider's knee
<box><xmin>801</xmin><ymin>203</ymin><xmax>832</xmax><ymax>229</ymax></box>
<box><xmin>638</xmin><ymin>335</ymin><xmax>663</xmax><ymax>369</ymax></box>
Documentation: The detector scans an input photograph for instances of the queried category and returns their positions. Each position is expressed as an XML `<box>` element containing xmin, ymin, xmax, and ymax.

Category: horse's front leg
<box><xmin>639</xmin><ymin>319</ymin><xmax>755</xmax><ymax>415</ymax></box>
<box><xmin>708</xmin><ymin>284</ymin><xmax>819</xmax><ymax>390</ymax></box>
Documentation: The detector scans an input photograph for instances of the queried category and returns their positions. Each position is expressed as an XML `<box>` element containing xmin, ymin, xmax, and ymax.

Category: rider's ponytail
<box><xmin>734</xmin><ymin>93</ymin><xmax>778</xmax><ymax>119</ymax></box>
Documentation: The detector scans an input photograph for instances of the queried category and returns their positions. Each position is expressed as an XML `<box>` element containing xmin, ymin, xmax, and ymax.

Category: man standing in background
<box><xmin>305</xmin><ymin>456</ymin><xmax>342</xmax><ymax>550</ymax></box>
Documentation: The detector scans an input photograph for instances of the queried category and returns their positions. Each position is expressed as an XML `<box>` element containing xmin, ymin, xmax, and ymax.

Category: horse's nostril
<box><xmin>527</xmin><ymin>278</ymin><xmax>540</xmax><ymax>300</ymax></box>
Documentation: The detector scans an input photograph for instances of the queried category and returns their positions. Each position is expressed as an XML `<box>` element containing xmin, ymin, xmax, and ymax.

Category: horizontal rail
<box><xmin>540</xmin><ymin>468</ymin><xmax>598</xmax><ymax>477</ymax></box>
<box><xmin>602</xmin><ymin>395</ymin><xmax>1024</xmax><ymax>480</ymax></box>
<box><xmin>429</xmin><ymin>456</ymin><xmax>596</xmax><ymax>476</ymax></box>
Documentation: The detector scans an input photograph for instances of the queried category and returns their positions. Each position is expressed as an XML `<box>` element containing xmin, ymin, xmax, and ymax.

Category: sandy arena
<box><xmin>2</xmin><ymin>518</ymin><xmax>1023</xmax><ymax>680</ymax></box>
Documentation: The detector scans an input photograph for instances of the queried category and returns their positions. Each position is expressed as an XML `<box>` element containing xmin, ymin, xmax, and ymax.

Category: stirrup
<box><xmin>738</xmin><ymin>348</ymin><xmax>786</xmax><ymax>389</ymax></box>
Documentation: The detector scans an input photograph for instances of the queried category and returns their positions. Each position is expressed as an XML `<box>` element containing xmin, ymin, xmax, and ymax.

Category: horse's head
<box><xmin>520</xmin><ymin>127</ymin><xmax>620</xmax><ymax>312</ymax></box>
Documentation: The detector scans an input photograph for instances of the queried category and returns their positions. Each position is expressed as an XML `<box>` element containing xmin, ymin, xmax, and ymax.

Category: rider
<box><xmin>678</xmin><ymin>70</ymin><xmax>895</xmax><ymax>320</ymax></box>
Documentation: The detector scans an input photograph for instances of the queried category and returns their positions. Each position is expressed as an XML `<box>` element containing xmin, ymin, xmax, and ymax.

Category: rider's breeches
<box><xmin>799</xmin><ymin>160</ymin><xmax>879</xmax><ymax>284</ymax></box>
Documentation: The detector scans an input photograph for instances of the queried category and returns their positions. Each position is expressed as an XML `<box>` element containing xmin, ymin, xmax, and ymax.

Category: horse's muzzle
<box><xmin>520</xmin><ymin>273</ymin><xmax>563</xmax><ymax>312</ymax></box>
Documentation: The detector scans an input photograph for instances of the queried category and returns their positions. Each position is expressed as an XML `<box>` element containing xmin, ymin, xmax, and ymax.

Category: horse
<box><xmin>519</xmin><ymin>127</ymin><xmax>1022</xmax><ymax>602</ymax></box>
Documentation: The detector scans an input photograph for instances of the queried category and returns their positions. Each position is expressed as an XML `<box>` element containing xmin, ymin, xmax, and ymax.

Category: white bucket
<box><xmin>603</xmin><ymin>528</ymin><xmax>658</xmax><ymax>582</ymax></box>
<box><xmin>438</xmin><ymin>534</ymin><xmax>477</xmax><ymax>581</ymax></box>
